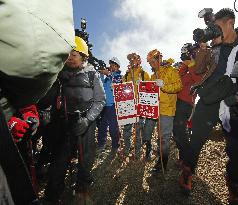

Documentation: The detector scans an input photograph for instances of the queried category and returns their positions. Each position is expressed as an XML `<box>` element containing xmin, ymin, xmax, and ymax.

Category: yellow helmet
<box><xmin>147</xmin><ymin>49</ymin><xmax>162</xmax><ymax>62</ymax></box>
<box><xmin>74</xmin><ymin>36</ymin><xmax>89</xmax><ymax>57</ymax></box>
<box><xmin>127</xmin><ymin>52</ymin><xmax>141</xmax><ymax>66</ymax></box>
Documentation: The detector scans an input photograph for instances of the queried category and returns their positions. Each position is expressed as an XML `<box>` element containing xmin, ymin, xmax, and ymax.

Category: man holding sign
<box><xmin>122</xmin><ymin>53</ymin><xmax>150</xmax><ymax>158</ymax></box>
<box><xmin>144</xmin><ymin>50</ymin><xmax>182</xmax><ymax>169</ymax></box>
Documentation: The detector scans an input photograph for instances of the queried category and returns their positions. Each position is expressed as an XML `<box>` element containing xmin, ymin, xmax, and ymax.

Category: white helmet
<box><xmin>109</xmin><ymin>57</ymin><xmax>120</xmax><ymax>67</ymax></box>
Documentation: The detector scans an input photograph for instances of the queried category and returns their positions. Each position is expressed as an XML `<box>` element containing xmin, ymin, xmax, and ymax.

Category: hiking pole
<box><xmin>61</xmin><ymin>88</ymin><xmax>76</xmax><ymax>195</ymax></box>
<box><xmin>26</xmin><ymin>137</ymin><xmax>38</xmax><ymax>193</ymax></box>
<box><xmin>155</xmin><ymin>55</ymin><xmax>165</xmax><ymax>176</ymax></box>
<box><xmin>132</xmin><ymin>67</ymin><xmax>138</xmax><ymax>160</ymax></box>
<box><xmin>187</xmin><ymin>96</ymin><xmax>196</xmax><ymax>140</ymax></box>
<box><xmin>25</xmin><ymin>118</ymin><xmax>39</xmax><ymax>193</ymax></box>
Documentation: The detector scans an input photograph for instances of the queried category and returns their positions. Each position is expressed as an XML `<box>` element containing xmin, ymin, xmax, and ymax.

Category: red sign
<box><xmin>137</xmin><ymin>81</ymin><xmax>160</xmax><ymax>119</ymax></box>
<box><xmin>113</xmin><ymin>82</ymin><xmax>137</xmax><ymax>126</ymax></box>
<box><xmin>113</xmin><ymin>82</ymin><xmax>135</xmax><ymax>102</ymax></box>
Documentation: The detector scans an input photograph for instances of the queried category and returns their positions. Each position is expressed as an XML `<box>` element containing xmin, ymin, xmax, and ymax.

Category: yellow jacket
<box><xmin>123</xmin><ymin>67</ymin><xmax>150</xmax><ymax>97</ymax></box>
<box><xmin>151</xmin><ymin>65</ymin><xmax>182</xmax><ymax>116</ymax></box>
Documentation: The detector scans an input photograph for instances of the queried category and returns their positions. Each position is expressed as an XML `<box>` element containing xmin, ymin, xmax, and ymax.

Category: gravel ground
<box><xmin>39</xmin><ymin>125</ymin><xmax>229</xmax><ymax>205</ymax></box>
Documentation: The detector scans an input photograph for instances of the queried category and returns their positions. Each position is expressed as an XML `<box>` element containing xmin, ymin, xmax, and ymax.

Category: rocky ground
<box><xmin>38</xmin><ymin>125</ymin><xmax>229</xmax><ymax>205</ymax></box>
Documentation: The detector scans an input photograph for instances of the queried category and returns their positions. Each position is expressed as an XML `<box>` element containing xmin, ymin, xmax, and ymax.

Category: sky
<box><xmin>73</xmin><ymin>0</ymin><xmax>237</xmax><ymax>74</ymax></box>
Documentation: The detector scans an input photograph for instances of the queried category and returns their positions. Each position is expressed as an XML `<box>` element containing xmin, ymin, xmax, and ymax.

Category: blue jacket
<box><xmin>100</xmin><ymin>70</ymin><xmax>122</xmax><ymax>106</ymax></box>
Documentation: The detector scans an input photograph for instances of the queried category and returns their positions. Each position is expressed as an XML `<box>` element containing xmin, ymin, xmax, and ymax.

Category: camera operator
<box><xmin>179</xmin><ymin>8</ymin><xmax>238</xmax><ymax>196</ymax></box>
<box><xmin>0</xmin><ymin>1</ymin><xmax>75</xmax><ymax>204</ymax></box>
<box><xmin>97</xmin><ymin>57</ymin><xmax>122</xmax><ymax>155</ymax></box>
<box><xmin>220</xmin><ymin>37</ymin><xmax>238</xmax><ymax>205</ymax></box>
<box><xmin>145</xmin><ymin>50</ymin><xmax>182</xmax><ymax>170</ymax></box>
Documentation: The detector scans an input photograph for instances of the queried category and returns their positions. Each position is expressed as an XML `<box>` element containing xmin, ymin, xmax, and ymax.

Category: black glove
<box><xmin>224</xmin><ymin>94</ymin><xmax>238</xmax><ymax>106</ymax></box>
<box><xmin>77</xmin><ymin>117</ymin><xmax>90</xmax><ymax>136</ymax></box>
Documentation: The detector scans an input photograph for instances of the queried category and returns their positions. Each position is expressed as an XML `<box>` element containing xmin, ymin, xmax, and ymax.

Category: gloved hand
<box><xmin>19</xmin><ymin>105</ymin><xmax>40</xmax><ymax>135</ymax></box>
<box><xmin>224</xmin><ymin>93</ymin><xmax>238</xmax><ymax>106</ymax></box>
<box><xmin>77</xmin><ymin>117</ymin><xmax>90</xmax><ymax>136</ymax></box>
<box><xmin>136</xmin><ymin>79</ymin><xmax>141</xmax><ymax>85</ymax></box>
<box><xmin>156</xmin><ymin>79</ymin><xmax>164</xmax><ymax>87</ymax></box>
<box><xmin>8</xmin><ymin>117</ymin><xmax>30</xmax><ymax>142</ymax></box>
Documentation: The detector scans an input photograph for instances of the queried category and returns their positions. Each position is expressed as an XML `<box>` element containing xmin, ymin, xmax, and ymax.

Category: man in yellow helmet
<box><xmin>43</xmin><ymin>36</ymin><xmax>105</xmax><ymax>204</ymax></box>
<box><xmin>122</xmin><ymin>53</ymin><xmax>150</xmax><ymax>158</ymax></box>
<box><xmin>143</xmin><ymin>49</ymin><xmax>182</xmax><ymax>168</ymax></box>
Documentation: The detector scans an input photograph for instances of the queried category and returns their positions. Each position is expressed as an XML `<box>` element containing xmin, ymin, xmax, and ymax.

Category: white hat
<box><xmin>109</xmin><ymin>57</ymin><xmax>120</xmax><ymax>67</ymax></box>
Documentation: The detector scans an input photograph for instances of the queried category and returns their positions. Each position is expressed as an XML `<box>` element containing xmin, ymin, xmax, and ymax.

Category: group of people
<box><xmin>0</xmin><ymin>2</ymin><xmax>237</xmax><ymax>205</ymax></box>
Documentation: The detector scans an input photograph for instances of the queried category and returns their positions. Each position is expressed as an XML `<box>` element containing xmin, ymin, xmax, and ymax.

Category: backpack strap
<box><xmin>125</xmin><ymin>71</ymin><xmax>129</xmax><ymax>82</ymax></box>
<box><xmin>141</xmin><ymin>70</ymin><xmax>145</xmax><ymax>81</ymax></box>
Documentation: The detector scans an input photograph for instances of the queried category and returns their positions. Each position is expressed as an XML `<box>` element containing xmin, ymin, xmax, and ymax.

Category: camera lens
<box><xmin>193</xmin><ymin>28</ymin><xmax>205</xmax><ymax>42</ymax></box>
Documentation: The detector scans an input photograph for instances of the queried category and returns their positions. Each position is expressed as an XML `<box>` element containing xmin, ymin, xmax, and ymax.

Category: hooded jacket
<box><xmin>151</xmin><ymin>65</ymin><xmax>182</xmax><ymax>116</ymax></box>
<box><xmin>59</xmin><ymin>64</ymin><xmax>106</xmax><ymax>121</ymax></box>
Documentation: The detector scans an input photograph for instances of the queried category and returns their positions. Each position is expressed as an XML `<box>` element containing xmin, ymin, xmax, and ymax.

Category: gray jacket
<box><xmin>60</xmin><ymin>64</ymin><xmax>106</xmax><ymax>122</ymax></box>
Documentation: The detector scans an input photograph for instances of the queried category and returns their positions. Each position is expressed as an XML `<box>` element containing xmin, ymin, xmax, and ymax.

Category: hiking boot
<box><xmin>151</xmin><ymin>155</ymin><xmax>168</xmax><ymax>174</ymax></box>
<box><xmin>175</xmin><ymin>159</ymin><xmax>183</xmax><ymax>169</ymax></box>
<box><xmin>226</xmin><ymin>176</ymin><xmax>238</xmax><ymax>205</ymax></box>
<box><xmin>123</xmin><ymin>148</ymin><xmax>130</xmax><ymax>157</ymax></box>
<box><xmin>135</xmin><ymin>151</ymin><xmax>141</xmax><ymax>160</ymax></box>
<box><xmin>151</xmin><ymin>162</ymin><xmax>162</xmax><ymax>174</ymax></box>
<box><xmin>30</xmin><ymin>199</ymin><xmax>42</xmax><ymax>205</ymax></box>
<box><xmin>75</xmin><ymin>182</ymin><xmax>89</xmax><ymax>194</ymax></box>
<box><xmin>43</xmin><ymin>199</ymin><xmax>64</xmax><ymax>205</ymax></box>
<box><xmin>145</xmin><ymin>141</ymin><xmax>152</xmax><ymax>160</ymax></box>
<box><xmin>75</xmin><ymin>192</ymin><xmax>94</xmax><ymax>205</ymax></box>
<box><xmin>96</xmin><ymin>146</ymin><xmax>105</xmax><ymax>154</ymax></box>
<box><xmin>179</xmin><ymin>164</ymin><xmax>192</xmax><ymax>195</ymax></box>
<box><xmin>111</xmin><ymin>148</ymin><xmax>118</xmax><ymax>156</ymax></box>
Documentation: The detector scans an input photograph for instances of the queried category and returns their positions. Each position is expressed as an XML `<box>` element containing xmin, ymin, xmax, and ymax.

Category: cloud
<box><xmin>100</xmin><ymin>0</ymin><xmax>234</xmax><ymax>74</ymax></box>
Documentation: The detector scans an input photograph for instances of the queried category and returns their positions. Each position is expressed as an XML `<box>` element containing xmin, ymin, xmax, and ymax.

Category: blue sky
<box><xmin>73</xmin><ymin>0</ymin><xmax>236</xmax><ymax>74</ymax></box>
<box><xmin>72</xmin><ymin>0</ymin><xmax>121</xmax><ymax>60</ymax></box>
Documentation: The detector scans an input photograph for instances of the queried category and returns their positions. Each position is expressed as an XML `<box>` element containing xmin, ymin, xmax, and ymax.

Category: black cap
<box><xmin>215</xmin><ymin>8</ymin><xmax>235</xmax><ymax>20</ymax></box>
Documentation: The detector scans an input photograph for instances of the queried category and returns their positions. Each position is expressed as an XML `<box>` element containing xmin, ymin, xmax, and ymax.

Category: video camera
<box><xmin>75</xmin><ymin>18</ymin><xmax>106</xmax><ymax>71</ymax></box>
<box><xmin>193</xmin><ymin>8</ymin><xmax>222</xmax><ymax>43</ymax></box>
<box><xmin>180</xmin><ymin>43</ymin><xmax>199</xmax><ymax>61</ymax></box>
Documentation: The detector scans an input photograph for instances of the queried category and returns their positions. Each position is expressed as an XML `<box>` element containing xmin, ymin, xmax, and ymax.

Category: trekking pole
<box><xmin>155</xmin><ymin>55</ymin><xmax>165</xmax><ymax>176</ymax></box>
<box><xmin>187</xmin><ymin>96</ymin><xmax>196</xmax><ymax>138</ymax></box>
<box><xmin>132</xmin><ymin>67</ymin><xmax>138</xmax><ymax>160</ymax></box>
<box><xmin>112</xmin><ymin>76</ymin><xmax>124</xmax><ymax>160</ymax></box>
<box><xmin>25</xmin><ymin>118</ymin><xmax>39</xmax><ymax>193</ymax></box>
<box><xmin>26</xmin><ymin>138</ymin><xmax>38</xmax><ymax>193</ymax></box>
<box><xmin>61</xmin><ymin>88</ymin><xmax>76</xmax><ymax>195</ymax></box>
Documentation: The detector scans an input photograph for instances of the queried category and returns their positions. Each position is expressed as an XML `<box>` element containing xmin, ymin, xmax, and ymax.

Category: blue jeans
<box><xmin>97</xmin><ymin>105</ymin><xmax>120</xmax><ymax>149</ymax></box>
<box><xmin>143</xmin><ymin>115</ymin><xmax>174</xmax><ymax>158</ymax></box>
